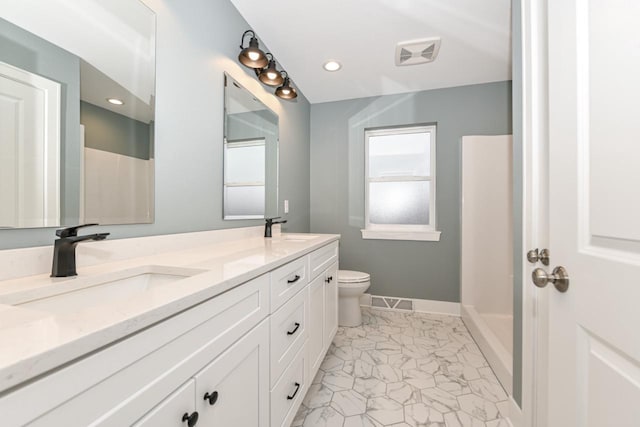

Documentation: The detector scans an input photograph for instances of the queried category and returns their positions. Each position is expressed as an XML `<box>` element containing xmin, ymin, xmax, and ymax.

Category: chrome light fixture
<box><xmin>238</xmin><ymin>30</ymin><xmax>268</xmax><ymax>69</ymax></box>
<box><xmin>275</xmin><ymin>72</ymin><xmax>297</xmax><ymax>100</ymax></box>
<box><xmin>258</xmin><ymin>54</ymin><xmax>284</xmax><ymax>87</ymax></box>
<box><xmin>238</xmin><ymin>30</ymin><xmax>298</xmax><ymax>102</ymax></box>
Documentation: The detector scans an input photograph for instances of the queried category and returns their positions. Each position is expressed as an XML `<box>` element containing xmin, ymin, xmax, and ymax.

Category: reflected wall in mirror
<box><xmin>224</xmin><ymin>73</ymin><xmax>278</xmax><ymax>220</ymax></box>
<box><xmin>0</xmin><ymin>0</ymin><xmax>155</xmax><ymax>229</ymax></box>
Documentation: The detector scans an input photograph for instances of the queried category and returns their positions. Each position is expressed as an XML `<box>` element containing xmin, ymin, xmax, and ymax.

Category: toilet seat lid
<box><xmin>338</xmin><ymin>270</ymin><xmax>370</xmax><ymax>283</ymax></box>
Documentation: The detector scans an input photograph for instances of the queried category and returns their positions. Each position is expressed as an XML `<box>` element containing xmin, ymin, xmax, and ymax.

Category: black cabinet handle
<box><xmin>182</xmin><ymin>411</ymin><xmax>199</xmax><ymax>427</ymax></box>
<box><xmin>325</xmin><ymin>276</ymin><xmax>333</xmax><ymax>283</ymax></box>
<box><xmin>287</xmin><ymin>322</ymin><xmax>301</xmax><ymax>335</ymax></box>
<box><xmin>287</xmin><ymin>275</ymin><xmax>301</xmax><ymax>284</ymax></box>
<box><xmin>204</xmin><ymin>390</ymin><xmax>219</xmax><ymax>406</ymax></box>
<box><xmin>287</xmin><ymin>382</ymin><xmax>301</xmax><ymax>400</ymax></box>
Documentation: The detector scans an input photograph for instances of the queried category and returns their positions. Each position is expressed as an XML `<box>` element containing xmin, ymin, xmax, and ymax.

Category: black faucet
<box><xmin>51</xmin><ymin>224</ymin><xmax>110</xmax><ymax>277</ymax></box>
<box><xmin>264</xmin><ymin>217</ymin><xmax>287</xmax><ymax>238</ymax></box>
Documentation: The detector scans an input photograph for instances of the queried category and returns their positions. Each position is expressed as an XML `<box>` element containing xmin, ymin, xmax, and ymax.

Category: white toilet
<box><xmin>337</xmin><ymin>270</ymin><xmax>371</xmax><ymax>327</ymax></box>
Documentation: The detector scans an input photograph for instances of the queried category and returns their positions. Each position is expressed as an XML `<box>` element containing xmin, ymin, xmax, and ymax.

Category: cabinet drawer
<box><xmin>195</xmin><ymin>319</ymin><xmax>269</xmax><ymax>427</ymax></box>
<box><xmin>270</xmin><ymin>343</ymin><xmax>307</xmax><ymax>427</ymax></box>
<box><xmin>9</xmin><ymin>275</ymin><xmax>269</xmax><ymax>427</ymax></box>
<box><xmin>133</xmin><ymin>380</ymin><xmax>195</xmax><ymax>427</ymax></box>
<box><xmin>270</xmin><ymin>256</ymin><xmax>308</xmax><ymax>311</ymax></box>
<box><xmin>309</xmin><ymin>241</ymin><xmax>339</xmax><ymax>281</ymax></box>
<box><xmin>270</xmin><ymin>288</ymin><xmax>308</xmax><ymax>386</ymax></box>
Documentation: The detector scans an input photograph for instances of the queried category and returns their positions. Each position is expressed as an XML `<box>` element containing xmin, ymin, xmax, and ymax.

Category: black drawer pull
<box><xmin>287</xmin><ymin>275</ymin><xmax>301</xmax><ymax>284</ymax></box>
<box><xmin>325</xmin><ymin>275</ymin><xmax>333</xmax><ymax>283</ymax></box>
<box><xmin>287</xmin><ymin>322</ymin><xmax>301</xmax><ymax>335</ymax></box>
<box><xmin>287</xmin><ymin>382</ymin><xmax>301</xmax><ymax>400</ymax></box>
<box><xmin>204</xmin><ymin>390</ymin><xmax>219</xmax><ymax>405</ymax></box>
<box><xmin>182</xmin><ymin>411</ymin><xmax>199</xmax><ymax>427</ymax></box>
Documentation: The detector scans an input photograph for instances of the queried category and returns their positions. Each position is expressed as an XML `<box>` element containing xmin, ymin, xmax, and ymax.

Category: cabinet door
<box><xmin>195</xmin><ymin>319</ymin><xmax>269</xmax><ymax>427</ymax></box>
<box><xmin>133</xmin><ymin>380</ymin><xmax>196</xmax><ymax>427</ymax></box>
<box><xmin>307</xmin><ymin>274</ymin><xmax>325</xmax><ymax>378</ymax></box>
<box><xmin>323</xmin><ymin>262</ymin><xmax>339</xmax><ymax>350</ymax></box>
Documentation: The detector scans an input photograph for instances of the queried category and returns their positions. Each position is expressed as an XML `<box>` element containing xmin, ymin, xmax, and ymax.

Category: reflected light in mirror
<box><xmin>107</xmin><ymin>98</ymin><xmax>125</xmax><ymax>105</ymax></box>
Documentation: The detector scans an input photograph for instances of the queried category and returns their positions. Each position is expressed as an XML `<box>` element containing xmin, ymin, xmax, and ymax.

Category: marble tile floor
<box><xmin>292</xmin><ymin>307</ymin><xmax>510</xmax><ymax>427</ymax></box>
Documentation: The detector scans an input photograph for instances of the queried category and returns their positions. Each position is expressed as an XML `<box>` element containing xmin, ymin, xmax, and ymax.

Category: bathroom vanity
<box><xmin>0</xmin><ymin>228</ymin><xmax>339</xmax><ymax>427</ymax></box>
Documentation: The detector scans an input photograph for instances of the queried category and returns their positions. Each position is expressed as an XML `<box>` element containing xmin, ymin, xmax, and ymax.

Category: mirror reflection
<box><xmin>0</xmin><ymin>0</ymin><xmax>155</xmax><ymax>229</ymax></box>
<box><xmin>224</xmin><ymin>74</ymin><xmax>278</xmax><ymax>220</ymax></box>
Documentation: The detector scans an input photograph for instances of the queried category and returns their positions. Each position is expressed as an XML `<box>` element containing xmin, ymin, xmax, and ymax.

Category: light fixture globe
<box><xmin>238</xmin><ymin>31</ymin><xmax>268</xmax><ymax>69</ymax></box>
<box><xmin>259</xmin><ymin>58</ymin><xmax>284</xmax><ymax>86</ymax></box>
<box><xmin>275</xmin><ymin>77</ymin><xmax>297</xmax><ymax>100</ymax></box>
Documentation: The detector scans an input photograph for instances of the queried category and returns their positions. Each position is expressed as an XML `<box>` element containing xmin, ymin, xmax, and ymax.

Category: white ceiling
<box><xmin>230</xmin><ymin>0</ymin><xmax>512</xmax><ymax>104</ymax></box>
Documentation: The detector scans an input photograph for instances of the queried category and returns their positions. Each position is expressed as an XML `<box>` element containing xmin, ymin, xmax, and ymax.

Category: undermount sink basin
<box><xmin>6</xmin><ymin>265</ymin><xmax>206</xmax><ymax>314</ymax></box>
<box><xmin>280</xmin><ymin>234</ymin><xmax>319</xmax><ymax>242</ymax></box>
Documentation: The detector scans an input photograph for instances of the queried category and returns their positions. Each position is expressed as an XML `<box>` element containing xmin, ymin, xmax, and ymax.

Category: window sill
<box><xmin>360</xmin><ymin>229</ymin><xmax>442</xmax><ymax>242</ymax></box>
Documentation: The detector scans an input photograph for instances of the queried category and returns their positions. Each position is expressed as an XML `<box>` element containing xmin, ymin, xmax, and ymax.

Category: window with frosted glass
<box><xmin>365</xmin><ymin>126</ymin><xmax>435</xmax><ymax>229</ymax></box>
<box><xmin>224</xmin><ymin>139</ymin><xmax>265</xmax><ymax>218</ymax></box>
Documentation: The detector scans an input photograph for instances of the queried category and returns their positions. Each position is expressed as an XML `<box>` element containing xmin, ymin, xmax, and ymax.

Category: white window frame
<box><xmin>223</xmin><ymin>138</ymin><xmax>266</xmax><ymax>220</ymax></box>
<box><xmin>361</xmin><ymin>125</ymin><xmax>441</xmax><ymax>241</ymax></box>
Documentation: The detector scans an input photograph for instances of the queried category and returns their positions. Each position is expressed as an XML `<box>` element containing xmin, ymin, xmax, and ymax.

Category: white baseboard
<box><xmin>359</xmin><ymin>293</ymin><xmax>460</xmax><ymax>316</ymax></box>
<box><xmin>413</xmin><ymin>298</ymin><xmax>460</xmax><ymax>316</ymax></box>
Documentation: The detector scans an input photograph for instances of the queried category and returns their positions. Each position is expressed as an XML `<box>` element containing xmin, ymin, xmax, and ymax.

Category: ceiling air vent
<box><xmin>395</xmin><ymin>37</ymin><xmax>441</xmax><ymax>66</ymax></box>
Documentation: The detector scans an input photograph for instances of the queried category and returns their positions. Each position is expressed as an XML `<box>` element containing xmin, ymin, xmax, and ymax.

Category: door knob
<box><xmin>532</xmin><ymin>266</ymin><xmax>569</xmax><ymax>292</ymax></box>
<box><xmin>527</xmin><ymin>248</ymin><xmax>550</xmax><ymax>265</ymax></box>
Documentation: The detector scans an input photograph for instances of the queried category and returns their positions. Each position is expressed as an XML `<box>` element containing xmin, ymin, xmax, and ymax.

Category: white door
<box><xmin>0</xmin><ymin>61</ymin><xmax>60</xmax><ymax>228</ymax></box>
<box><xmin>545</xmin><ymin>1</ymin><xmax>640</xmax><ymax>425</ymax></box>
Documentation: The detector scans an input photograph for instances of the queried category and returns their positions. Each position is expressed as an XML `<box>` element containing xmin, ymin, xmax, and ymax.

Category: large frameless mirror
<box><xmin>223</xmin><ymin>73</ymin><xmax>278</xmax><ymax>220</ymax></box>
<box><xmin>0</xmin><ymin>0</ymin><xmax>155</xmax><ymax>228</ymax></box>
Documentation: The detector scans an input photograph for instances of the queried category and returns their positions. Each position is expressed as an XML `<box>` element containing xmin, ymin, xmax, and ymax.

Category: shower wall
<box><xmin>461</xmin><ymin>135</ymin><xmax>514</xmax><ymax>393</ymax></box>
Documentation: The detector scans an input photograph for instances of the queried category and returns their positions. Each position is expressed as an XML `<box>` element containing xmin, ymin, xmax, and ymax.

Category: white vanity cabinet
<box><xmin>134</xmin><ymin>320</ymin><xmax>270</xmax><ymax>427</ymax></box>
<box><xmin>2</xmin><ymin>274</ymin><xmax>270</xmax><ymax>427</ymax></box>
<box><xmin>268</xmin><ymin>240</ymin><xmax>338</xmax><ymax>427</ymax></box>
<box><xmin>0</xmin><ymin>238</ymin><xmax>339</xmax><ymax>427</ymax></box>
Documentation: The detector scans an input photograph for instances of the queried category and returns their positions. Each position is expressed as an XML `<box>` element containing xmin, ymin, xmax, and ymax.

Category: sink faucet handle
<box><xmin>56</xmin><ymin>224</ymin><xmax>99</xmax><ymax>238</ymax></box>
<box><xmin>265</xmin><ymin>217</ymin><xmax>287</xmax><ymax>225</ymax></box>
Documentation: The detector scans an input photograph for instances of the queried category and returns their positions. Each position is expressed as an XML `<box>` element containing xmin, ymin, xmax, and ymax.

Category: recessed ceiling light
<box><xmin>107</xmin><ymin>98</ymin><xmax>124</xmax><ymax>105</ymax></box>
<box><xmin>323</xmin><ymin>60</ymin><xmax>342</xmax><ymax>72</ymax></box>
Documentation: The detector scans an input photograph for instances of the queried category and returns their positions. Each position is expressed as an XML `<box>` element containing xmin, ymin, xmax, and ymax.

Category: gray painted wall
<box><xmin>0</xmin><ymin>0</ymin><xmax>311</xmax><ymax>249</ymax></box>
<box><xmin>81</xmin><ymin>101</ymin><xmax>152</xmax><ymax>160</ymax></box>
<box><xmin>0</xmin><ymin>17</ymin><xmax>81</xmax><ymax>225</ymax></box>
<box><xmin>512</xmin><ymin>0</ymin><xmax>524</xmax><ymax>407</ymax></box>
<box><xmin>310</xmin><ymin>82</ymin><xmax>512</xmax><ymax>302</ymax></box>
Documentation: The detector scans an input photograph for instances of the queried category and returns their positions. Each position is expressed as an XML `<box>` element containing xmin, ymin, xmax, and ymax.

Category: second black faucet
<box><xmin>264</xmin><ymin>217</ymin><xmax>287</xmax><ymax>238</ymax></box>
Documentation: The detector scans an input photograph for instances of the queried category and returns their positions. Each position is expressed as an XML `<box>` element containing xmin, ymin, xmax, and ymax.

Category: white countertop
<box><xmin>0</xmin><ymin>232</ymin><xmax>339</xmax><ymax>393</ymax></box>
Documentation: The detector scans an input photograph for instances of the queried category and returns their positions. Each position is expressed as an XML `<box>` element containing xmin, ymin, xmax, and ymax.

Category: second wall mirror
<box><xmin>223</xmin><ymin>73</ymin><xmax>278</xmax><ymax>220</ymax></box>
